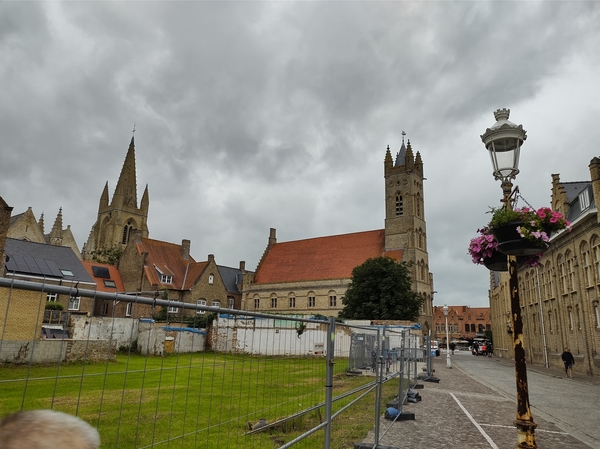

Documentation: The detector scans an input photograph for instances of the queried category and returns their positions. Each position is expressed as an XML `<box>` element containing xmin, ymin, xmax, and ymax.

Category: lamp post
<box><xmin>443</xmin><ymin>304</ymin><xmax>451</xmax><ymax>368</ymax></box>
<box><xmin>481</xmin><ymin>108</ymin><xmax>536</xmax><ymax>448</ymax></box>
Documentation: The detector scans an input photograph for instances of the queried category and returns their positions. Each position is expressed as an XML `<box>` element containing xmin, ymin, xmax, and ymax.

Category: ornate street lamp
<box><xmin>481</xmin><ymin>109</ymin><xmax>536</xmax><ymax>449</ymax></box>
<box><xmin>443</xmin><ymin>305</ymin><xmax>451</xmax><ymax>369</ymax></box>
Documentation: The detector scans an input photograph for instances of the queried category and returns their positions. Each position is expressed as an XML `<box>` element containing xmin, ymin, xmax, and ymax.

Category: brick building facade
<box><xmin>432</xmin><ymin>305</ymin><xmax>491</xmax><ymax>345</ymax></box>
<box><xmin>490</xmin><ymin>157</ymin><xmax>600</xmax><ymax>376</ymax></box>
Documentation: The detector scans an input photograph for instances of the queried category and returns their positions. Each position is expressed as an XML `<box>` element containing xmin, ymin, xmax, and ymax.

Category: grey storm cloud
<box><xmin>1</xmin><ymin>0</ymin><xmax>599</xmax><ymax>307</ymax></box>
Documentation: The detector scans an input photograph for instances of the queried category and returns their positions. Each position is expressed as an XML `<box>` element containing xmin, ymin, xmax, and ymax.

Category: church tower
<box><xmin>82</xmin><ymin>136</ymin><xmax>149</xmax><ymax>261</ymax></box>
<box><xmin>384</xmin><ymin>134</ymin><xmax>433</xmax><ymax>331</ymax></box>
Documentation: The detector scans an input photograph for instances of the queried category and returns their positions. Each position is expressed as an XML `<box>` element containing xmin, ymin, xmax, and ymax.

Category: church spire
<box><xmin>112</xmin><ymin>137</ymin><xmax>138</xmax><ymax>209</ymax></box>
<box><xmin>49</xmin><ymin>208</ymin><xmax>63</xmax><ymax>246</ymax></box>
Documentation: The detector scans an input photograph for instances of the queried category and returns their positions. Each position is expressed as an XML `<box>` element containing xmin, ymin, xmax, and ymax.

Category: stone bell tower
<box><xmin>384</xmin><ymin>134</ymin><xmax>433</xmax><ymax>331</ymax></box>
<box><xmin>82</xmin><ymin>136</ymin><xmax>149</xmax><ymax>260</ymax></box>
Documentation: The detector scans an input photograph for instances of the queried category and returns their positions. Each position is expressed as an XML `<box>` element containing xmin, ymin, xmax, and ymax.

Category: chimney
<box><xmin>239</xmin><ymin>261</ymin><xmax>246</xmax><ymax>272</ymax></box>
<box><xmin>181</xmin><ymin>239</ymin><xmax>191</xmax><ymax>260</ymax></box>
<box><xmin>269</xmin><ymin>228</ymin><xmax>277</xmax><ymax>248</ymax></box>
<box><xmin>208</xmin><ymin>254</ymin><xmax>215</xmax><ymax>262</ymax></box>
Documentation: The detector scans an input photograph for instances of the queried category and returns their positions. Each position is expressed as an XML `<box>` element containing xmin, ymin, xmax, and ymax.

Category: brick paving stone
<box><xmin>359</xmin><ymin>359</ymin><xmax>593</xmax><ymax>449</ymax></box>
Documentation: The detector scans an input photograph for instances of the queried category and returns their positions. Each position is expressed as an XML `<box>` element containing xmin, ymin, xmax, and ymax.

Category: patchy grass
<box><xmin>0</xmin><ymin>353</ymin><xmax>398</xmax><ymax>448</ymax></box>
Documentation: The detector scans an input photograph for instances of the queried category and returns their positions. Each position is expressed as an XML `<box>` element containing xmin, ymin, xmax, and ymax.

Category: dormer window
<box><xmin>155</xmin><ymin>265</ymin><xmax>173</xmax><ymax>284</ymax></box>
<box><xmin>580</xmin><ymin>189</ymin><xmax>590</xmax><ymax>210</ymax></box>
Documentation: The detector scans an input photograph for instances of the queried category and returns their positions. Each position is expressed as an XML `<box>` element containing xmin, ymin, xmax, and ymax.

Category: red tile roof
<box><xmin>253</xmin><ymin>229</ymin><xmax>403</xmax><ymax>284</ymax></box>
<box><xmin>81</xmin><ymin>261</ymin><xmax>126</xmax><ymax>292</ymax></box>
<box><xmin>135</xmin><ymin>238</ymin><xmax>205</xmax><ymax>290</ymax></box>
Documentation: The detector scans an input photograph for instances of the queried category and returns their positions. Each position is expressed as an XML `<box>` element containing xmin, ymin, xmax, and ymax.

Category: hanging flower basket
<box><xmin>487</xmin><ymin>206</ymin><xmax>571</xmax><ymax>257</ymax></box>
<box><xmin>491</xmin><ymin>222</ymin><xmax>548</xmax><ymax>256</ymax></box>
<box><xmin>469</xmin><ymin>226</ymin><xmax>542</xmax><ymax>270</ymax></box>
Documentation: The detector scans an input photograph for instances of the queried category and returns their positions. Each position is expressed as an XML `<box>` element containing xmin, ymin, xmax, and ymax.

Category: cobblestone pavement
<box><xmin>359</xmin><ymin>353</ymin><xmax>596</xmax><ymax>448</ymax></box>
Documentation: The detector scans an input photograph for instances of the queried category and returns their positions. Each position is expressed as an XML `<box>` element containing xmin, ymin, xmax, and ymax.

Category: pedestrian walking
<box><xmin>561</xmin><ymin>347</ymin><xmax>575</xmax><ymax>378</ymax></box>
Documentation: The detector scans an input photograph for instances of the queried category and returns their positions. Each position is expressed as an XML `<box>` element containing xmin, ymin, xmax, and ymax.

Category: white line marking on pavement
<box><xmin>450</xmin><ymin>393</ymin><xmax>499</xmax><ymax>449</ymax></box>
<box><xmin>479</xmin><ymin>424</ymin><xmax>568</xmax><ymax>435</ymax></box>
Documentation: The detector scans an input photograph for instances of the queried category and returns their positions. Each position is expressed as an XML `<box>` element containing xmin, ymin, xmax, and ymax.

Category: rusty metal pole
<box><xmin>503</xmin><ymin>180</ymin><xmax>537</xmax><ymax>449</ymax></box>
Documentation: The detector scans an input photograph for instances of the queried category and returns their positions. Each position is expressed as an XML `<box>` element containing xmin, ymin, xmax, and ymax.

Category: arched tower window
<box><xmin>416</xmin><ymin>193</ymin><xmax>421</xmax><ymax>217</ymax></box>
<box><xmin>122</xmin><ymin>222</ymin><xmax>133</xmax><ymax>245</ymax></box>
<box><xmin>395</xmin><ymin>195</ymin><xmax>403</xmax><ymax>216</ymax></box>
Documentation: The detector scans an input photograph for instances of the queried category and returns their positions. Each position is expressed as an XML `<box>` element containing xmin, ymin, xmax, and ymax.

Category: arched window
<box><xmin>122</xmin><ymin>222</ymin><xmax>133</xmax><ymax>244</ymax></box>
<box><xmin>581</xmin><ymin>241</ymin><xmax>593</xmax><ymax>287</ymax></box>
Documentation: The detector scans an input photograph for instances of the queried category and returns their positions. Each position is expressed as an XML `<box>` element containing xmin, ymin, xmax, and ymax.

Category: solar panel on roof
<box><xmin>23</xmin><ymin>256</ymin><xmax>43</xmax><ymax>275</ymax></box>
<box><xmin>45</xmin><ymin>260</ymin><xmax>64</xmax><ymax>278</ymax></box>
<box><xmin>92</xmin><ymin>266</ymin><xmax>111</xmax><ymax>279</ymax></box>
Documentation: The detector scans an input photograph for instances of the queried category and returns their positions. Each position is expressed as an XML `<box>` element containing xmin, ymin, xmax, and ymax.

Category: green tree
<box><xmin>339</xmin><ymin>257</ymin><xmax>423</xmax><ymax>320</ymax></box>
<box><xmin>91</xmin><ymin>246</ymin><xmax>123</xmax><ymax>266</ymax></box>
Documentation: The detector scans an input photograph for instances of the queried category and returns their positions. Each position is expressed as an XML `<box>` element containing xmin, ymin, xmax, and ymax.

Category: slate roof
<box><xmin>81</xmin><ymin>261</ymin><xmax>126</xmax><ymax>292</ymax></box>
<box><xmin>253</xmin><ymin>229</ymin><xmax>403</xmax><ymax>284</ymax></box>
<box><xmin>560</xmin><ymin>181</ymin><xmax>595</xmax><ymax>223</ymax></box>
<box><xmin>217</xmin><ymin>265</ymin><xmax>244</xmax><ymax>295</ymax></box>
<box><xmin>4</xmin><ymin>238</ymin><xmax>94</xmax><ymax>283</ymax></box>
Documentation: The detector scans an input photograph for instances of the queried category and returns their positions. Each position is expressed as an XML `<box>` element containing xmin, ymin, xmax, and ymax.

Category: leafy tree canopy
<box><xmin>339</xmin><ymin>257</ymin><xmax>423</xmax><ymax>321</ymax></box>
<box><xmin>91</xmin><ymin>246</ymin><xmax>123</xmax><ymax>266</ymax></box>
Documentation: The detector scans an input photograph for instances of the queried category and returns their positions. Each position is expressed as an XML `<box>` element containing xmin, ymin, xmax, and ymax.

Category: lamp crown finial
<box><xmin>494</xmin><ymin>108</ymin><xmax>510</xmax><ymax>121</ymax></box>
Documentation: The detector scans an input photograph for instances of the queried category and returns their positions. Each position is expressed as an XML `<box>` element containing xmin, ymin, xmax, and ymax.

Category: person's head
<box><xmin>564</xmin><ymin>347</ymin><xmax>570</xmax><ymax>352</ymax></box>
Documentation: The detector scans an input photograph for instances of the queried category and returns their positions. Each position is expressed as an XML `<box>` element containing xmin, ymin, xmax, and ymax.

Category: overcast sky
<box><xmin>1</xmin><ymin>1</ymin><xmax>599</xmax><ymax>308</ymax></box>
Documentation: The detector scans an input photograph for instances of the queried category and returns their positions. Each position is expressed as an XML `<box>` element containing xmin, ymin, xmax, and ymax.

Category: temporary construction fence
<box><xmin>0</xmin><ymin>277</ymin><xmax>428</xmax><ymax>449</ymax></box>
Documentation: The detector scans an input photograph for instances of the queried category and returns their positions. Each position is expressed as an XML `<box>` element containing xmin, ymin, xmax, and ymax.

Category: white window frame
<box><xmin>196</xmin><ymin>299</ymin><xmax>207</xmax><ymax>315</ymax></box>
<box><xmin>161</xmin><ymin>274</ymin><xmax>173</xmax><ymax>284</ymax></box>
<box><xmin>126</xmin><ymin>302</ymin><xmax>132</xmax><ymax>317</ymax></box>
<box><xmin>68</xmin><ymin>296</ymin><xmax>81</xmax><ymax>311</ymax></box>
<box><xmin>212</xmin><ymin>300</ymin><xmax>220</xmax><ymax>308</ymax></box>
<box><xmin>208</xmin><ymin>274</ymin><xmax>214</xmax><ymax>285</ymax></box>
<box><xmin>227</xmin><ymin>297</ymin><xmax>234</xmax><ymax>309</ymax></box>
<box><xmin>168</xmin><ymin>306</ymin><xmax>178</xmax><ymax>314</ymax></box>
<box><xmin>580</xmin><ymin>190</ymin><xmax>590</xmax><ymax>210</ymax></box>
<box><xmin>46</xmin><ymin>293</ymin><xmax>58</xmax><ymax>302</ymax></box>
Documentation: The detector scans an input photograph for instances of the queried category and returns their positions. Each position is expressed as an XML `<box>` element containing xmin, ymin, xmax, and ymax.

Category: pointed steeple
<box><xmin>112</xmin><ymin>137</ymin><xmax>138</xmax><ymax>209</ymax></box>
<box><xmin>405</xmin><ymin>140</ymin><xmax>414</xmax><ymax>169</ymax></box>
<box><xmin>141</xmin><ymin>184</ymin><xmax>149</xmax><ymax>214</ymax></box>
<box><xmin>38</xmin><ymin>212</ymin><xmax>45</xmax><ymax>235</ymax></box>
<box><xmin>395</xmin><ymin>132</ymin><xmax>407</xmax><ymax>167</ymax></box>
<box><xmin>99</xmin><ymin>182</ymin><xmax>109</xmax><ymax>210</ymax></box>
<box><xmin>49</xmin><ymin>208</ymin><xmax>63</xmax><ymax>246</ymax></box>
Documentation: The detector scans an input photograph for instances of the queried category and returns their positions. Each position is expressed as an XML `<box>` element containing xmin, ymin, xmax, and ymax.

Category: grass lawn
<box><xmin>0</xmin><ymin>352</ymin><xmax>400</xmax><ymax>448</ymax></box>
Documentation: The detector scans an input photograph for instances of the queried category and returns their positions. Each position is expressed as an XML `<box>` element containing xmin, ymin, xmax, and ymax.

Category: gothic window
<box><xmin>548</xmin><ymin>310</ymin><xmax>553</xmax><ymax>332</ymax></box>
<box><xmin>122</xmin><ymin>222</ymin><xmax>133</xmax><ymax>245</ymax></box>
<box><xmin>558</xmin><ymin>254</ymin><xmax>567</xmax><ymax>295</ymax></box>
<box><xmin>581</xmin><ymin>242</ymin><xmax>593</xmax><ymax>287</ymax></box>
<box><xmin>568</xmin><ymin>307</ymin><xmax>574</xmax><ymax>331</ymax></box>
<box><xmin>592</xmin><ymin>236</ymin><xmax>600</xmax><ymax>284</ymax></box>
<box><xmin>566</xmin><ymin>251</ymin><xmax>574</xmax><ymax>292</ymax></box>
<box><xmin>416</xmin><ymin>193</ymin><xmax>421</xmax><ymax>217</ymax></box>
<box><xmin>465</xmin><ymin>324</ymin><xmax>470</xmax><ymax>333</ymax></box>
<box><xmin>395</xmin><ymin>195</ymin><xmax>403</xmax><ymax>216</ymax></box>
<box><xmin>594</xmin><ymin>301</ymin><xmax>600</xmax><ymax>328</ymax></box>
